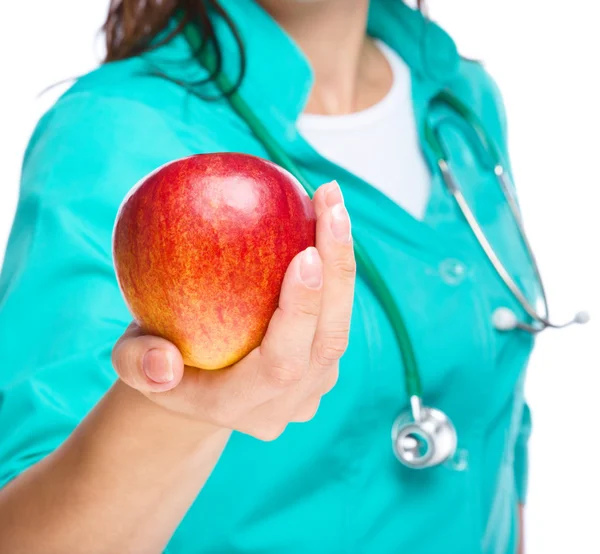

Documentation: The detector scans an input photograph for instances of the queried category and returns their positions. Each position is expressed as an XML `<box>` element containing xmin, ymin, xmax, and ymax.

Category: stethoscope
<box><xmin>181</xmin><ymin>22</ymin><xmax>590</xmax><ymax>470</ymax></box>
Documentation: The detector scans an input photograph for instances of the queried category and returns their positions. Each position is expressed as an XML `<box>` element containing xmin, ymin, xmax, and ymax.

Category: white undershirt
<box><xmin>298</xmin><ymin>40</ymin><xmax>431</xmax><ymax>220</ymax></box>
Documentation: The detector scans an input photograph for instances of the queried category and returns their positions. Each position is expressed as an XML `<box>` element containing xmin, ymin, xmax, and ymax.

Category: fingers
<box><xmin>311</xmin><ymin>182</ymin><xmax>356</xmax><ymax>370</ymax></box>
<box><xmin>313</xmin><ymin>180</ymin><xmax>342</xmax><ymax>219</ymax></box>
<box><xmin>112</xmin><ymin>323</ymin><xmax>185</xmax><ymax>393</ymax></box>
<box><xmin>110</xmin><ymin>180</ymin><xmax>350</xmax><ymax>439</ymax></box>
<box><xmin>255</xmin><ymin>182</ymin><xmax>351</xmax><ymax>419</ymax></box>
<box><xmin>258</xmin><ymin>247</ymin><xmax>323</xmax><ymax>387</ymax></box>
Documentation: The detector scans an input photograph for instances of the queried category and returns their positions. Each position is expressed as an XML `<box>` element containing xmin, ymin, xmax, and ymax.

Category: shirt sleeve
<box><xmin>476</xmin><ymin>66</ymin><xmax>533</xmax><ymax>505</ymax></box>
<box><xmin>492</xmin><ymin>78</ymin><xmax>533</xmax><ymax>506</ymax></box>
<box><xmin>0</xmin><ymin>92</ymin><xmax>193</xmax><ymax>489</ymax></box>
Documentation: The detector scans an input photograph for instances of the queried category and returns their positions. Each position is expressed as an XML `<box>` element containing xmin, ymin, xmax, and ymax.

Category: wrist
<box><xmin>105</xmin><ymin>379</ymin><xmax>231</xmax><ymax>455</ymax></box>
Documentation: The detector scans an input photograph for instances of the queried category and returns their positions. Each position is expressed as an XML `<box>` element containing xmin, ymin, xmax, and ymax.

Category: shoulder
<box><xmin>21</xmin><ymin>89</ymin><xmax>192</xmax><ymax>207</ymax></box>
<box><xmin>25</xmin><ymin>36</ymin><xmax>254</xmax><ymax>174</ymax></box>
<box><xmin>22</xmin><ymin>42</ymin><xmax>267</xmax><ymax>206</ymax></box>
<box><xmin>29</xmin><ymin>70</ymin><xmax>216</xmax><ymax>164</ymax></box>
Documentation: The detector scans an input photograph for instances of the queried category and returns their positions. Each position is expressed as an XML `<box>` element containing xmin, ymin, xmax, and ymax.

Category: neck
<box><xmin>257</xmin><ymin>0</ymin><xmax>391</xmax><ymax>116</ymax></box>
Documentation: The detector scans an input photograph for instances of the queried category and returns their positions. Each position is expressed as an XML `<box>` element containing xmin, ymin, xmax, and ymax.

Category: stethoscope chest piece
<box><xmin>391</xmin><ymin>406</ymin><xmax>457</xmax><ymax>469</ymax></box>
<box><xmin>183</xmin><ymin>18</ymin><xmax>590</xmax><ymax>472</ymax></box>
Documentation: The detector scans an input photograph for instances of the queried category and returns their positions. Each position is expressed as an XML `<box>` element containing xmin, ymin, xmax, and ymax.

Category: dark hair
<box><xmin>103</xmin><ymin>0</ymin><xmax>246</xmax><ymax>93</ymax></box>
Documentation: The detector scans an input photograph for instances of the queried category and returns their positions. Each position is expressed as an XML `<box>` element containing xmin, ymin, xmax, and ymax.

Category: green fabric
<box><xmin>0</xmin><ymin>2</ymin><xmax>534</xmax><ymax>552</ymax></box>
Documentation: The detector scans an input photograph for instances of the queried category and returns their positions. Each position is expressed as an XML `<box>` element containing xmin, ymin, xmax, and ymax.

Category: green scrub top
<box><xmin>0</xmin><ymin>1</ymin><xmax>536</xmax><ymax>553</ymax></box>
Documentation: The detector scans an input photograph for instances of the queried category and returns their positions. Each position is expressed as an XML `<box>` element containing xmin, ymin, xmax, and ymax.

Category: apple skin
<box><xmin>113</xmin><ymin>153</ymin><xmax>316</xmax><ymax>370</ymax></box>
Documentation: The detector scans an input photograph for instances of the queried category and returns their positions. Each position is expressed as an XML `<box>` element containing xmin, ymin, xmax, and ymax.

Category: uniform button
<box><xmin>439</xmin><ymin>258</ymin><xmax>467</xmax><ymax>285</ymax></box>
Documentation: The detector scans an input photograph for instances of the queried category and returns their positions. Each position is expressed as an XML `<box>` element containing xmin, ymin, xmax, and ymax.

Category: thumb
<box><xmin>112</xmin><ymin>323</ymin><xmax>185</xmax><ymax>393</ymax></box>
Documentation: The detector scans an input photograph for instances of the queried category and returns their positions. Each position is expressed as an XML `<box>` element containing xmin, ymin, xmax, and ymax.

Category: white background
<box><xmin>1</xmin><ymin>1</ymin><xmax>599</xmax><ymax>552</ymax></box>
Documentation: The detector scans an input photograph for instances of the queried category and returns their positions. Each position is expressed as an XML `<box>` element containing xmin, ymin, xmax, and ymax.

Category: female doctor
<box><xmin>0</xmin><ymin>0</ymin><xmax>537</xmax><ymax>552</ymax></box>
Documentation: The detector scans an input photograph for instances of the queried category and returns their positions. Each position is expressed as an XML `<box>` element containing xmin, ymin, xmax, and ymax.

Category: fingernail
<box><xmin>325</xmin><ymin>181</ymin><xmax>343</xmax><ymax>208</ymax></box>
<box><xmin>143</xmin><ymin>349</ymin><xmax>174</xmax><ymax>384</ymax></box>
<box><xmin>299</xmin><ymin>247</ymin><xmax>323</xmax><ymax>289</ymax></box>
<box><xmin>331</xmin><ymin>203</ymin><xmax>352</xmax><ymax>243</ymax></box>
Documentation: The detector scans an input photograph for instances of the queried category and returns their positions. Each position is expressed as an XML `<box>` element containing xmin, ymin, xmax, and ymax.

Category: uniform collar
<box><xmin>212</xmin><ymin>0</ymin><xmax>460</xmax><ymax>124</ymax></box>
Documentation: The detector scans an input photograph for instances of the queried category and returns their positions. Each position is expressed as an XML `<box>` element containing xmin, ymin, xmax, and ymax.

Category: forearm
<box><xmin>0</xmin><ymin>380</ymin><xmax>231</xmax><ymax>554</ymax></box>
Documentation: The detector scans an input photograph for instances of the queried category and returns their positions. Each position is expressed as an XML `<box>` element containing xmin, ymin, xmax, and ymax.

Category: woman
<box><xmin>0</xmin><ymin>1</ymin><xmax>532</xmax><ymax>552</ymax></box>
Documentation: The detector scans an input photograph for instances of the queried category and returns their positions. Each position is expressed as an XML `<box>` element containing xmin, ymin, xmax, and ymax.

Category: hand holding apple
<box><xmin>111</xmin><ymin>179</ymin><xmax>355</xmax><ymax>439</ymax></box>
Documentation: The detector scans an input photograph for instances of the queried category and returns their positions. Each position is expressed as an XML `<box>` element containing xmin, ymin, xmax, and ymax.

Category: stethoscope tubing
<box><xmin>438</xmin><ymin>159</ymin><xmax>546</xmax><ymax>324</ymax></box>
<box><xmin>182</xmin><ymin>21</ymin><xmax>588</xmax><ymax>468</ymax></box>
<box><xmin>429</xmin><ymin>96</ymin><xmax>586</xmax><ymax>331</ymax></box>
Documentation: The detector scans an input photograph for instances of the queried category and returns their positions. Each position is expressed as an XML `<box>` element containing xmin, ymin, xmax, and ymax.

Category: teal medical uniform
<box><xmin>0</xmin><ymin>1</ymin><xmax>535</xmax><ymax>553</ymax></box>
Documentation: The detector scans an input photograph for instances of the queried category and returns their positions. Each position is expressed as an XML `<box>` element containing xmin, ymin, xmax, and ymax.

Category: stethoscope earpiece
<box><xmin>492</xmin><ymin>307</ymin><xmax>518</xmax><ymax>331</ymax></box>
<box><xmin>183</xmin><ymin>20</ymin><xmax>590</xmax><ymax>470</ymax></box>
<box><xmin>492</xmin><ymin>306</ymin><xmax>591</xmax><ymax>333</ymax></box>
<box><xmin>575</xmin><ymin>311</ymin><xmax>591</xmax><ymax>325</ymax></box>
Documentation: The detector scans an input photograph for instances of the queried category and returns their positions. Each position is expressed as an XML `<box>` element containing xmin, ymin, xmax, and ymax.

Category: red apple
<box><xmin>113</xmin><ymin>153</ymin><xmax>316</xmax><ymax>370</ymax></box>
